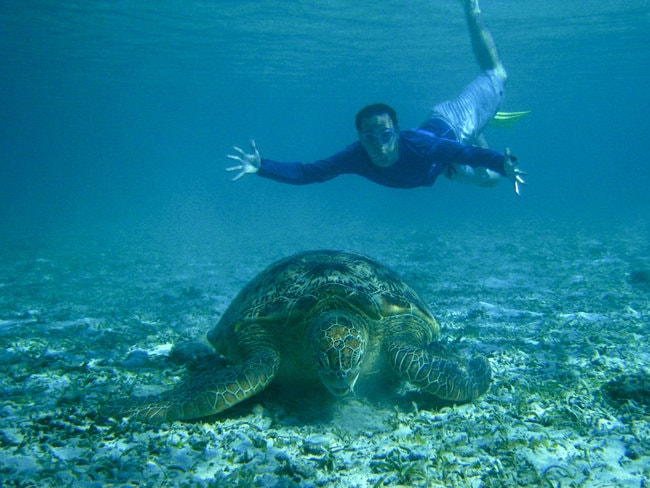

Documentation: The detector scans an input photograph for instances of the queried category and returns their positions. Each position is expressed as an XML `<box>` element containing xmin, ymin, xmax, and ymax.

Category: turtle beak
<box><xmin>329</xmin><ymin>386</ymin><xmax>351</xmax><ymax>396</ymax></box>
<box><xmin>320</xmin><ymin>371</ymin><xmax>359</xmax><ymax>397</ymax></box>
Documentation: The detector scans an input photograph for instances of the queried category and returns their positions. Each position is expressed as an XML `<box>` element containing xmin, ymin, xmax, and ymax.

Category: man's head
<box><xmin>355</xmin><ymin>103</ymin><xmax>399</xmax><ymax>168</ymax></box>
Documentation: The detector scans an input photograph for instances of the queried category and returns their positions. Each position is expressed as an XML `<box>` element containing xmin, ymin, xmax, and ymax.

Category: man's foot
<box><xmin>462</xmin><ymin>0</ymin><xmax>480</xmax><ymax>16</ymax></box>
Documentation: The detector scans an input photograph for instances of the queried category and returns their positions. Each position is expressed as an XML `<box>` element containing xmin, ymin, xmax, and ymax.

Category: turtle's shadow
<box><xmin>183</xmin><ymin>351</ymin><xmax>459</xmax><ymax>425</ymax></box>
<box><xmin>194</xmin><ymin>381</ymin><xmax>340</xmax><ymax>425</ymax></box>
<box><xmin>200</xmin><ymin>377</ymin><xmax>456</xmax><ymax>426</ymax></box>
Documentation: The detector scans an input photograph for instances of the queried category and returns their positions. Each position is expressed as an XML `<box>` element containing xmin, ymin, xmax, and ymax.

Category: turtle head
<box><xmin>310</xmin><ymin>311</ymin><xmax>367</xmax><ymax>397</ymax></box>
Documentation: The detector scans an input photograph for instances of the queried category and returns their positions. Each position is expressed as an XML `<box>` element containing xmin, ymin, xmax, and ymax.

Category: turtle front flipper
<box><xmin>388</xmin><ymin>344</ymin><xmax>491</xmax><ymax>402</ymax></box>
<box><xmin>102</xmin><ymin>348</ymin><xmax>280</xmax><ymax>423</ymax></box>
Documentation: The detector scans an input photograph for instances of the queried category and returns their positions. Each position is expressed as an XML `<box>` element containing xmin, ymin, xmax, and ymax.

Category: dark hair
<box><xmin>355</xmin><ymin>103</ymin><xmax>398</xmax><ymax>131</ymax></box>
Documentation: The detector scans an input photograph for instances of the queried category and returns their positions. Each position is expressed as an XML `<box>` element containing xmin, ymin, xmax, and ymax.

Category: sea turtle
<box><xmin>102</xmin><ymin>250</ymin><xmax>491</xmax><ymax>422</ymax></box>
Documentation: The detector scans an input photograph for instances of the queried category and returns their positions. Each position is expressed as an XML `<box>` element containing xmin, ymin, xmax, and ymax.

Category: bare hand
<box><xmin>503</xmin><ymin>148</ymin><xmax>527</xmax><ymax>196</ymax></box>
<box><xmin>226</xmin><ymin>139</ymin><xmax>261</xmax><ymax>181</ymax></box>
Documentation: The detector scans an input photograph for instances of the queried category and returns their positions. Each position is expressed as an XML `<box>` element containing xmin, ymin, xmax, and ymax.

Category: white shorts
<box><xmin>430</xmin><ymin>69</ymin><xmax>505</xmax><ymax>146</ymax></box>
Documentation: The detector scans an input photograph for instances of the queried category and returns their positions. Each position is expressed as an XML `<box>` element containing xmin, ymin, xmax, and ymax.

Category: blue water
<box><xmin>1</xmin><ymin>4</ymin><xmax>650</xmax><ymax>485</ymax></box>
<box><xmin>1</xmin><ymin>0</ymin><xmax>649</xmax><ymax>250</ymax></box>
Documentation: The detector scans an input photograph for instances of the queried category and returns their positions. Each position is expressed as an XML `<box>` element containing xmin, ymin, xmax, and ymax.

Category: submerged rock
<box><xmin>629</xmin><ymin>269</ymin><xmax>650</xmax><ymax>290</ymax></box>
<box><xmin>168</xmin><ymin>340</ymin><xmax>217</xmax><ymax>366</ymax></box>
<box><xmin>602</xmin><ymin>371</ymin><xmax>650</xmax><ymax>408</ymax></box>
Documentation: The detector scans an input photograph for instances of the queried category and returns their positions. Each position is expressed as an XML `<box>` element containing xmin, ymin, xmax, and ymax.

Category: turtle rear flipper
<box><xmin>102</xmin><ymin>348</ymin><xmax>280</xmax><ymax>423</ymax></box>
<box><xmin>388</xmin><ymin>344</ymin><xmax>491</xmax><ymax>402</ymax></box>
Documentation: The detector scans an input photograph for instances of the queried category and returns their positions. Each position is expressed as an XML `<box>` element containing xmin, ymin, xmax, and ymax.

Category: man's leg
<box><xmin>433</xmin><ymin>0</ymin><xmax>507</xmax><ymax>187</ymax></box>
<box><xmin>432</xmin><ymin>0</ymin><xmax>506</xmax><ymax>145</ymax></box>
<box><xmin>463</xmin><ymin>0</ymin><xmax>507</xmax><ymax>82</ymax></box>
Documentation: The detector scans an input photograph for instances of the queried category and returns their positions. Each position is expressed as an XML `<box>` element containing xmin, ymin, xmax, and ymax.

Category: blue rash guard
<box><xmin>257</xmin><ymin>119</ymin><xmax>507</xmax><ymax>189</ymax></box>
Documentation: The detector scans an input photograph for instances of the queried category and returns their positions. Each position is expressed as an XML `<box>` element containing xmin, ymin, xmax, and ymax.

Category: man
<box><xmin>226</xmin><ymin>0</ymin><xmax>526</xmax><ymax>195</ymax></box>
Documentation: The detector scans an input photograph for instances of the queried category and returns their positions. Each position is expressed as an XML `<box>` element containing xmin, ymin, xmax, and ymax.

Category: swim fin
<box><xmin>490</xmin><ymin>110</ymin><xmax>531</xmax><ymax>128</ymax></box>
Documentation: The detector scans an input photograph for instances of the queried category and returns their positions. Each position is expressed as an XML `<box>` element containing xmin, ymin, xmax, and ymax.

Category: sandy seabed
<box><xmin>0</xmin><ymin>220</ymin><xmax>649</xmax><ymax>487</ymax></box>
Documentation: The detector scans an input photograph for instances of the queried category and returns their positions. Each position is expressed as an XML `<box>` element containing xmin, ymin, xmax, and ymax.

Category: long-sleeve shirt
<box><xmin>257</xmin><ymin>120</ymin><xmax>507</xmax><ymax>189</ymax></box>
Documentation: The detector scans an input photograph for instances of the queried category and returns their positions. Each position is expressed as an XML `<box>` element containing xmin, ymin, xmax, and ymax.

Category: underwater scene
<box><xmin>1</xmin><ymin>1</ymin><xmax>649</xmax><ymax>486</ymax></box>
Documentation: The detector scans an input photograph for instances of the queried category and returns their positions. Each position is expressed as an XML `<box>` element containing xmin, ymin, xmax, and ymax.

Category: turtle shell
<box><xmin>207</xmin><ymin>250</ymin><xmax>439</xmax><ymax>364</ymax></box>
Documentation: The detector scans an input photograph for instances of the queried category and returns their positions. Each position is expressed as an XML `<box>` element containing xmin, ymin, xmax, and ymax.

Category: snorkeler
<box><xmin>226</xmin><ymin>0</ymin><xmax>526</xmax><ymax>195</ymax></box>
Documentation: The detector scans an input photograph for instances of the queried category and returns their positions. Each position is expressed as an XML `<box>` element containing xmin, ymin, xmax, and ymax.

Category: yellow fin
<box><xmin>490</xmin><ymin>110</ymin><xmax>531</xmax><ymax>128</ymax></box>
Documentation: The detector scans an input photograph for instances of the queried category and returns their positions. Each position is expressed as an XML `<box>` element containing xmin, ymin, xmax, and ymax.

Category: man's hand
<box><xmin>503</xmin><ymin>148</ymin><xmax>527</xmax><ymax>196</ymax></box>
<box><xmin>226</xmin><ymin>139</ymin><xmax>261</xmax><ymax>181</ymax></box>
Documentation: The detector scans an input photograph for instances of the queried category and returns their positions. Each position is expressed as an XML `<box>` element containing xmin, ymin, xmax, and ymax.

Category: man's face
<box><xmin>358</xmin><ymin>113</ymin><xmax>399</xmax><ymax>167</ymax></box>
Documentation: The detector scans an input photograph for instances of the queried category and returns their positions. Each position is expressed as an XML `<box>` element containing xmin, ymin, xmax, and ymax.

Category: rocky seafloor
<box><xmin>1</xmin><ymin>222</ymin><xmax>649</xmax><ymax>487</ymax></box>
